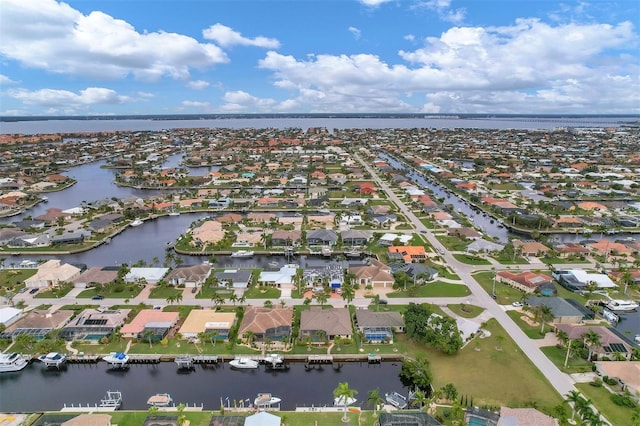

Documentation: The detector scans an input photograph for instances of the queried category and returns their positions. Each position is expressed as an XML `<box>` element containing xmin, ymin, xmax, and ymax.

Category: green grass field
<box><xmin>388</xmin><ymin>282</ymin><xmax>471</xmax><ymax>298</ymax></box>
<box><xmin>447</xmin><ymin>303</ymin><xmax>484</xmax><ymax>318</ymax></box>
<box><xmin>576</xmin><ymin>382</ymin><xmax>637</xmax><ymax>426</ymax></box>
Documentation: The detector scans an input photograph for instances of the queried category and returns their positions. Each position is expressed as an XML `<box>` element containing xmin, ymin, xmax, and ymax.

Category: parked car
<box><xmin>191</xmin><ymin>287</ymin><xmax>198</xmax><ymax>294</ymax></box>
<box><xmin>511</xmin><ymin>301</ymin><xmax>523</xmax><ymax>307</ymax></box>
<box><xmin>378</xmin><ymin>299</ymin><xmax>388</xmax><ymax>305</ymax></box>
<box><xmin>91</xmin><ymin>295</ymin><xmax>104</xmax><ymax>300</ymax></box>
<box><xmin>29</xmin><ymin>288</ymin><xmax>39</xmax><ymax>294</ymax></box>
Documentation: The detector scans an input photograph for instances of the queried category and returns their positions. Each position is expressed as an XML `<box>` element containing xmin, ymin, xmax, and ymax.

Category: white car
<box><xmin>511</xmin><ymin>301</ymin><xmax>523</xmax><ymax>307</ymax></box>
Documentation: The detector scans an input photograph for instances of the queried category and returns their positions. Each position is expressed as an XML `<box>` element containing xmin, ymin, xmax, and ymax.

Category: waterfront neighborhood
<box><xmin>1</xmin><ymin>121</ymin><xmax>640</xmax><ymax>426</ymax></box>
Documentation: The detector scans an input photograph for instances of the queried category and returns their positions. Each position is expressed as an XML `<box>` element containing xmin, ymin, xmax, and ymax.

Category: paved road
<box><xmin>354</xmin><ymin>152</ymin><xmax>578</xmax><ymax>398</ymax></box>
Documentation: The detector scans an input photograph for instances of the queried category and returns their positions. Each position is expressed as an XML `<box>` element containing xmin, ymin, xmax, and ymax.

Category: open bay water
<box><xmin>0</xmin><ymin>360</ymin><xmax>404</xmax><ymax>412</ymax></box>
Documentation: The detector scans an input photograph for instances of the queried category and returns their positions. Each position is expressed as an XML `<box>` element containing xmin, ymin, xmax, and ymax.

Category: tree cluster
<box><xmin>404</xmin><ymin>303</ymin><xmax>463</xmax><ymax>354</ymax></box>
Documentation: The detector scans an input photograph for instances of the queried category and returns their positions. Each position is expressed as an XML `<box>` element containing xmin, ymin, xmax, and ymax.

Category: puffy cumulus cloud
<box><xmin>187</xmin><ymin>80</ymin><xmax>211</xmax><ymax>90</ymax></box>
<box><xmin>348</xmin><ymin>26</ymin><xmax>362</xmax><ymax>40</ymax></box>
<box><xmin>258</xmin><ymin>19</ymin><xmax>638</xmax><ymax>113</ymax></box>
<box><xmin>202</xmin><ymin>24</ymin><xmax>280</xmax><ymax>49</ymax></box>
<box><xmin>8</xmin><ymin>87</ymin><xmax>129</xmax><ymax>108</ymax></box>
<box><xmin>0</xmin><ymin>0</ymin><xmax>228</xmax><ymax>80</ymax></box>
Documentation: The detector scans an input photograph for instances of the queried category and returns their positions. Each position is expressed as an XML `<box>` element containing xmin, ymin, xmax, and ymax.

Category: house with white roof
<box><xmin>125</xmin><ymin>267</ymin><xmax>169</xmax><ymax>284</ymax></box>
<box><xmin>553</xmin><ymin>269</ymin><xmax>616</xmax><ymax>292</ymax></box>
<box><xmin>378</xmin><ymin>233</ymin><xmax>412</xmax><ymax>246</ymax></box>
<box><xmin>0</xmin><ymin>307</ymin><xmax>22</xmax><ymax>327</ymax></box>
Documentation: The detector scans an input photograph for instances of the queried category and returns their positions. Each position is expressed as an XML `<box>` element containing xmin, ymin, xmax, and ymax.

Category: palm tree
<box><xmin>534</xmin><ymin>304</ymin><xmax>554</xmax><ymax>334</ymax></box>
<box><xmin>333</xmin><ymin>382</ymin><xmax>357</xmax><ymax>422</ymax></box>
<box><xmin>367</xmin><ymin>388</ymin><xmax>384</xmax><ymax>417</ymax></box>
<box><xmin>206</xmin><ymin>330</ymin><xmax>219</xmax><ymax>347</ymax></box>
<box><xmin>142</xmin><ymin>329</ymin><xmax>154</xmax><ymax>348</ymax></box>
<box><xmin>582</xmin><ymin>330</ymin><xmax>601</xmax><ymax>361</ymax></box>
<box><xmin>243</xmin><ymin>331</ymin><xmax>255</xmax><ymax>347</ymax></box>
<box><xmin>565</xmin><ymin>390</ymin><xmax>583</xmax><ymax>423</ymax></box>
<box><xmin>341</xmin><ymin>282</ymin><xmax>356</xmax><ymax>307</ymax></box>
<box><xmin>314</xmin><ymin>291</ymin><xmax>328</xmax><ymax>307</ymax></box>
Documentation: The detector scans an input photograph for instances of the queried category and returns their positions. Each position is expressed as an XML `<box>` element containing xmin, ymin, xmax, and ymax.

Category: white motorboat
<box><xmin>262</xmin><ymin>353</ymin><xmax>284</xmax><ymax>365</ymax></box>
<box><xmin>147</xmin><ymin>393</ymin><xmax>173</xmax><ymax>407</ymax></box>
<box><xmin>130</xmin><ymin>218</ymin><xmax>143</xmax><ymax>227</ymax></box>
<box><xmin>38</xmin><ymin>352</ymin><xmax>67</xmax><ymax>368</ymax></box>
<box><xmin>385</xmin><ymin>391</ymin><xmax>408</xmax><ymax>409</ymax></box>
<box><xmin>0</xmin><ymin>352</ymin><xmax>29</xmax><ymax>373</ymax></box>
<box><xmin>103</xmin><ymin>352</ymin><xmax>129</xmax><ymax>367</ymax></box>
<box><xmin>334</xmin><ymin>396</ymin><xmax>357</xmax><ymax>407</ymax></box>
<box><xmin>605</xmin><ymin>300</ymin><xmax>639</xmax><ymax>312</ymax></box>
<box><xmin>231</xmin><ymin>250</ymin><xmax>254</xmax><ymax>258</ymax></box>
<box><xmin>254</xmin><ymin>393</ymin><xmax>281</xmax><ymax>407</ymax></box>
<box><xmin>229</xmin><ymin>357</ymin><xmax>259</xmax><ymax>369</ymax></box>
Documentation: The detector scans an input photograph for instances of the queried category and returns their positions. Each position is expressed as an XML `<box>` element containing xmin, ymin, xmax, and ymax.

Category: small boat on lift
<box><xmin>229</xmin><ymin>357</ymin><xmax>259</xmax><ymax>369</ymax></box>
<box><xmin>147</xmin><ymin>393</ymin><xmax>173</xmax><ymax>407</ymax></box>
<box><xmin>254</xmin><ymin>393</ymin><xmax>281</xmax><ymax>407</ymax></box>
<box><xmin>38</xmin><ymin>352</ymin><xmax>67</xmax><ymax>368</ymax></box>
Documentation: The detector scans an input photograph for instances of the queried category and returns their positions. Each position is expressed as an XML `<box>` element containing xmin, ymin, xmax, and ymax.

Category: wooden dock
<box><xmin>67</xmin><ymin>354</ymin><xmax>100</xmax><ymax>364</ymax></box>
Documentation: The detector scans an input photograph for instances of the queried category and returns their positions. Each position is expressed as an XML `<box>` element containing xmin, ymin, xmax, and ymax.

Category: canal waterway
<box><xmin>0</xmin><ymin>360</ymin><xmax>405</xmax><ymax>412</ymax></box>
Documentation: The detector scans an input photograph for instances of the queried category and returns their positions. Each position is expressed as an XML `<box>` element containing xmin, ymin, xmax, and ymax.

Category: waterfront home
<box><xmin>341</xmin><ymin>230</ymin><xmax>372</xmax><ymax>246</ymax></box>
<box><xmin>178</xmin><ymin>310</ymin><xmax>236</xmax><ymax>341</ymax></box>
<box><xmin>466</xmin><ymin>239</ymin><xmax>504</xmax><ymax>253</ymax></box>
<box><xmin>1</xmin><ymin>309</ymin><xmax>73</xmax><ymax>340</ymax></box>
<box><xmin>0</xmin><ymin>307</ymin><xmax>22</xmax><ymax>328</ymax></box>
<box><xmin>165</xmin><ymin>263</ymin><xmax>211</xmax><ymax>288</ymax></box>
<box><xmin>120</xmin><ymin>309</ymin><xmax>179</xmax><ymax>340</ymax></box>
<box><xmin>245</xmin><ymin>411</ymin><xmax>281</xmax><ymax>426</ymax></box>
<box><xmin>379</xmin><ymin>412</ymin><xmax>442</xmax><ymax>426</ymax></box>
<box><xmin>7</xmin><ymin>233</ymin><xmax>50</xmax><ymax>248</ymax></box>
<box><xmin>391</xmin><ymin>263</ymin><xmax>439</xmax><ymax>282</ymax></box>
<box><xmin>498</xmin><ymin>407</ymin><xmax>556</xmax><ymax>426</ymax></box>
<box><xmin>448</xmin><ymin>227</ymin><xmax>482</xmax><ymax>240</ymax></box>
<box><xmin>191</xmin><ymin>220</ymin><xmax>225</xmax><ymax>246</ymax></box>
<box><xmin>61</xmin><ymin>414</ymin><xmax>112</xmax><ymax>426</ymax></box>
<box><xmin>125</xmin><ymin>267</ymin><xmax>169</xmax><ymax>284</ymax></box>
<box><xmin>496</xmin><ymin>271</ymin><xmax>554</xmax><ymax>294</ymax></box>
<box><xmin>51</xmin><ymin>230</ymin><xmax>91</xmax><ymax>246</ymax></box>
<box><xmin>247</xmin><ymin>212</ymin><xmax>276</xmax><ymax>224</ymax></box>
<box><xmin>553</xmin><ymin>242</ymin><xmax>591</xmax><ymax>257</ymax></box>
<box><xmin>61</xmin><ymin>308</ymin><xmax>131</xmax><ymax>341</ymax></box>
<box><xmin>388</xmin><ymin>246</ymin><xmax>428</xmax><ymax>263</ymax></box>
<box><xmin>349</xmin><ymin>259</ymin><xmax>395</xmax><ymax>289</ymax></box>
<box><xmin>35</xmin><ymin>208</ymin><xmax>70</xmax><ymax>225</ymax></box>
<box><xmin>554</xmin><ymin>324</ymin><xmax>634</xmax><ymax>360</ymax></box>
<box><xmin>306</xmin><ymin>229</ymin><xmax>338</xmax><ymax>246</ymax></box>
<box><xmin>525</xmin><ymin>297</ymin><xmax>585</xmax><ymax>325</ymax></box>
<box><xmin>299</xmin><ymin>307</ymin><xmax>352</xmax><ymax>342</ymax></box>
<box><xmin>271</xmin><ymin>230</ymin><xmax>302</xmax><ymax>247</ymax></box>
<box><xmin>257</xmin><ymin>265</ymin><xmax>297</xmax><ymax>297</ymax></box>
<box><xmin>355</xmin><ymin>310</ymin><xmax>404</xmax><ymax>343</ymax></box>
<box><xmin>25</xmin><ymin>260</ymin><xmax>81</xmax><ymax>288</ymax></box>
<box><xmin>512</xmin><ymin>240</ymin><xmax>551</xmax><ymax>257</ymax></box>
<box><xmin>378</xmin><ymin>233</ymin><xmax>412</xmax><ymax>246</ymax></box>
<box><xmin>214</xmin><ymin>269</ymin><xmax>253</xmax><ymax>290</ymax></box>
<box><xmin>238</xmin><ymin>306</ymin><xmax>294</xmax><ymax>345</ymax></box>
<box><xmin>588</xmin><ymin>239</ymin><xmax>633</xmax><ymax>257</ymax></box>
<box><xmin>553</xmin><ymin>269</ymin><xmax>617</xmax><ymax>291</ymax></box>
<box><xmin>72</xmin><ymin>266</ymin><xmax>119</xmax><ymax>288</ymax></box>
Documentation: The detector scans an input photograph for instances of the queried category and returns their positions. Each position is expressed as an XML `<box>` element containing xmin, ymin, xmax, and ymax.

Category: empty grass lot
<box><xmin>421</xmin><ymin>319</ymin><xmax>563</xmax><ymax>412</ymax></box>
<box><xmin>447</xmin><ymin>303</ymin><xmax>484</xmax><ymax>318</ymax></box>
<box><xmin>387</xmin><ymin>282</ymin><xmax>471</xmax><ymax>298</ymax></box>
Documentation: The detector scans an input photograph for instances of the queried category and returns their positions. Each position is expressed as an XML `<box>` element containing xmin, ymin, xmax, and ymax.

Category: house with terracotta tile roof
<box><xmin>178</xmin><ymin>310</ymin><xmax>236</xmax><ymax>340</ymax></box>
<box><xmin>191</xmin><ymin>220</ymin><xmax>225</xmax><ymax>245</ymax></box>
<box><xmin>553</xmin><ymin>216</ymin><xmax>583</xmax><ymax>228</ymax></box>
<box><xmin>300</xmin><ymin>307</ymin><xmax>352</xmax><ymax>341</ymax></box>
<box><xmin>577</xmin><ymin>201</ymin><xmax>608</xmax><ymax>211</ymax></box>
<box><xmin>588</xmin><ymin>239</ymin><xmax>632</xmax><ymax>256</ymax></box>
<box><xmin>388</xmin><ymin>246</ymin><xmax>428</xmax><ymax>263</ymax></box>
<box><xmin>120</xmin><ymin>309</ymin><xmax>179</xmax><ymax>340</ymax></box>
<box><xmin>554</xmin><ymin>324</ymin><xmax>633</xmax><ymax>360</ymax></box>
<box><xmin>238</xmin><ymin>306</ymin><xmax>293</xmax><ymax>343</ymax></box>
<box><xmin>496</xmin><ymin>271</ymin><xmax>553</xmax><ymax>294</ymax></box>
<box><xmin>164</xmin><ymin>264</ymin><xmax>211</xmax><ymax>288</ymax></box>
<box><xmin>553</xmin><ymin>242</ymin><xmax>590</xmax><ymax>257</ymax></box>
<box><xmin>512</xmin><ymin>240</ymin><xmax>550</xmax><ymax>257</ymax></box>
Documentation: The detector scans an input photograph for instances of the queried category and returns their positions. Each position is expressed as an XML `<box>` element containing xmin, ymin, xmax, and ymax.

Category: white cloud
<box><xmin>219</xmin><ymin>90</ymin><xmax>299</xmax><ymax>113</ymax></box>
<box><xmin>187</xmin><ymin>80</ymin><xmax>211</xmax><ymax>90</ymax></box>
<box><xmin>202</xmin><ymin>23</ymin><xmax>280</xmax><ymax>49</ymax></box>
<box><xmin>257</xmin><ymin>19</ymin><xmax>639</xmax><ymax>113</ymax></box>
<box><xmin>137</xmin><ymin>91</ymin><xmax>155</xmax><ymax>99</ymax></box>
<box><xmin>359</xmin><ymin>0</ymin><xmax>393</xmax><ymax>7</ymax></box>
<box><xmin>417</xmin><ymin>0</ymin><xmax>466</xmax><ymax>24</ymax></box>
<box><xmin>348</xmin><ymin>26</ymin><xmax>362</xmax><ymax>40</ymax></box>
<box><xmin>0</xmin><ymin>74</ymin><xmax>19</xmax><ymax>85</ymax></box>
<box><xmin>182</xmin><ymin>100</ymin><xmax>211</xmax><ymax>108</ymax></box>
<box><xmin>0</xmin><ymin>0</ymin><xmax>228</xmax><ymax>80</ymax></box>
<box><xmin>8</xmin><ymin>87</ymin><xmax>129</xmax><ymax>107</ymax></box>
<box><xmin>404</xmin><ymin>34</ymin><xmax>416</xmax><ymax>42</ymax></box>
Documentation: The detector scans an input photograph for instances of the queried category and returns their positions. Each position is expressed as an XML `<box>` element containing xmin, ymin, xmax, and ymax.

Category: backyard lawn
<box><xmin>77</xmin><ymin>283</ymin><xmax>143</xmax><ymax>299</ymax></box>
<box><xmin>453</xmin><ymin>253</ymin><xmax>491</xmax><ymax>265</ymax></box>
<box><xmin>148</xmin><ymin>285</ymin><xmax>183</xmax><ymax>300</ymax></box>
<box><xmin>540</xmin><ymin>345</ymin><xmax>593</xmax><ymax>374</ymax></box>
<box><xmin>576</xmin><ymin>382</ymin><xmax>637</xmax><ymax>426</ymax></box>
<box><xmin>506</xmin><ymin>310</ymin><xmax>545</xmax><ymax>339</ymax></box>
<box><xmin>447</xmin><ymin>303</ymin><xmax>484</xmax><ymax>318</ymax></box>
<box><xmin>473</xmin><ymin>271</ymin><xmax>525</xmax><ymax>305</ymax></box>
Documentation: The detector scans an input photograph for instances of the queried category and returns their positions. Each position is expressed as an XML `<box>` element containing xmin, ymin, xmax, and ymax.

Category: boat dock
<box><xmin>367</xmin><ymin>353</ymin><xmax>382</xmax><ymax>364</ymax></box>
<box><xmin>174</xmin><ymin>355</ymin><xmax>219</xmax><ymax>369</ymax></box>
<box><xmin>67</xmin><ymin>354</ymin><xmax>100</xmax><ymax>364</ymax></box>
<box><xmin>61</xmin><ymin>390</ymin><xmax>122</xmax><ymax>412</ymax></box>
<box><xmin>306</xmin><ymin>355</ymin><xmax>333</xmax><ymax>364</ymax></box>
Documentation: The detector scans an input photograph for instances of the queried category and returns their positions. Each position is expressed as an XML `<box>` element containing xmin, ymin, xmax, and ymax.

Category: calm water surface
<box><xmin>0</xmin><ymin>360</ymin><xmax>404</xmax><ymax>412</ymax></box>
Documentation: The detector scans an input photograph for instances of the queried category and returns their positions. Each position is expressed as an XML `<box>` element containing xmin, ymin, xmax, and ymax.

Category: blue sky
<box><xmin>1</xmin><ymin>0</ymin><xmax>638</xmax><ymax>115</ymax></box>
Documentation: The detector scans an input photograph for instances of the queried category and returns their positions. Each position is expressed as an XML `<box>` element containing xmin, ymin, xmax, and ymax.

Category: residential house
<box><xmin>178</xmin><ymin>310</ymin><xmax>236</xmax><ymax>340</ymax></box>
<box><xmin>191</xmin><ymin>220</ymin><xmax>225</xmax><ymax>246</ymax></box>
<box><xmin>349</xmin><ymin>259</ymin><xmax>395</xmax><ymax>288</ymax></box>
<box><xmin>525</xmin><ymin>297</ymin><xmax>585</xmax><ymax>324</ymax></box>
<box><xmin>271</xmin><ymin>230</ymin><xmax>302</xmax><ymax>247</ymax></box>
<box><xmin>553</xmin><ymin>242</ymin><xmax>591</xmax><ymax>257</ymax></box>
<box><xmin>370</xmin><ymin>214</ymin><xmax>397</xmax><ymax>228</ymax></box>
<box><xmin>72</xmin><ymin>266</ymin><xmax>119</xmax><ymax>288</ymax></box>
<box><xmin>355</xmin><ymin>310</ymin><xmax>404</xmax><ymax>343</ymax></box>
<box><xmin>377</xmin><ymin>233</ymin><xmax>412</xmax><ymax>246</ymax></box>
<box><xmin>448</xmin><ymin>227</ymin><xmax>482</xmax><ymax>240</ymax></box>
<box><xmin>124</xmin><ymin>267</ymin><xmax>169</xmax><ymax>284</ymax></box>
<box><xmin>237</xmin><ymin>306</ymin><xmax>294</xmax><ymax>343</ymax></box>
<box><xmin>388</xmin><ymin>246</ymin><xmax>428</xmax><ymax>263</ymax></box>
<box><xmin>51</xmin><ymin>230</ymin><xmax>91</xmax><ymax>246</ymax></box>
<box><xmin>391</xmin><ymin>263</ymin><xmax>439</xmax><ymax>282</ymax></box>
<box><xmin>2</xmin><ymin>309</ymin><xmax>74</xmax><ymax>340</ymax></box>
<box><xmin>164</xmin><ymin>264</ymin><xmax>212</xmax><ymax>288</ymax></box>
<box><xmin>512</xmin><ymin>240</ymin><xmax>551</xmax><ymax>257</ymax></box>
<box><xmin>120</xmin><ymin>309</ymin><xmax>179</xmax><ymax>340</ymax></box>
<box><xmin>61</xmin><ymin>308</ymin><xmax>131</xmax><ymax>341</ymax></box>
<box><xmin>306</xmin><ymin>229</ymin><xmax>338</xmax><ymax>246</ymax></box>
<box><xmin>466</xmin><ymin>239</ymin><xmax>504</xmax><ymax>253</ymax></box>
<box><xmin>25</xmin><ymin>260</ymin><xmax>81</xmax><ymax>288</ymax></box>
<box><xmin>497</xmin><ymin>407</ymin><xmax>557</xmax><ymax>426</ymax></box>
<box><xmin>496</xmin><ymin>271</ymin><xmax>554</xmax><ymax>294</ymax></box>
<box><xmin>61</xmin><ymin>414</ymin><xmax>112</xmax><ymax>426</ymax></box>
<box><xmin>554</xmin><ymin>324</ymin><xmax>634</xmax><ymax>361</ymax></box>
<box><xmin>341</xmin><ymin>230</ymin><xmax>372</xmax><ymax>246</ymax></box>
<box><xmin>299</xmin><ymin>307</ymin><xmax>352</xmax><ymax>341</ymax></box>
<box><xmin>214</xmin><ymin>269</ymin><xmax>253</xmax><ymax>290</ymax></box>
<box><xmin>553</xmin><ymin>269</ymin><xmax>617</xmax><ymax>291</ymax></box>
